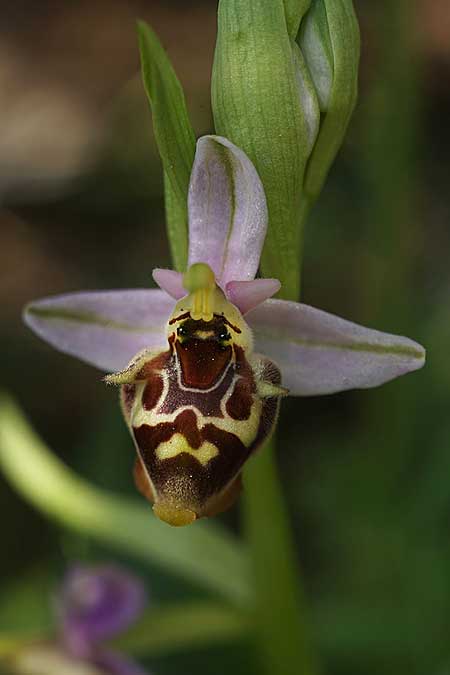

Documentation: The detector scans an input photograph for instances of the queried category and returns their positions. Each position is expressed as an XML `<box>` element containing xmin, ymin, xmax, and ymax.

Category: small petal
<box><xmin>188</xmin><ymin>135</ymin><xmax>268</xmax><ymax>286</ymax></box>
<box><xmin>152</xmin><ymin>268</ymin><xmax>185</xmax><ymax>300</ymax></box>
<box><xmin>225</xmin><ymin>279</ymin><xmax>281</xmax><ymax>315</ymax></box>
<box><xmin>24</xmin><ymin>289</ymin><xmax>172</xmax><ymax>372</ymax></box>
<box><xmin>247</xmin><ymin>299</ymin><xmax>426</xmax><ymax>395</ymax></box>
<box><xmin>58</xmin><ymin>565</ymin><xmax>146</xmax><ymax>654</ymax></box>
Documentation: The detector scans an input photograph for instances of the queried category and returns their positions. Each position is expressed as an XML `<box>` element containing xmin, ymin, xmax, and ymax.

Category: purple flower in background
<box><xmin>24</xmin><ymin>135</ymin><xmax>425</xmax><ymax>525</ymax></box>
<box><xmin>5</xmin><ymin>565</ymin><xmax>147</xmax><ymax>675</ymax></box>
<box><xmin>57</xmin><ymin>565</ymin><xmax>147</xmax><ymax>675</ymax></box>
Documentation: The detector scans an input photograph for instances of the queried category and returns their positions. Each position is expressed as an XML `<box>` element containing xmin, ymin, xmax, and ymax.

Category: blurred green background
<box><xmin>0</xmin><ymin>1</ymin><xmax>449</xmax><ymax>673</ymax></box>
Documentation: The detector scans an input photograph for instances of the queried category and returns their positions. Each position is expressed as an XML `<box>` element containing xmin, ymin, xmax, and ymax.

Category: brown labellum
<box><xmin>106</xmin><ymin>269</ymin><xmax>287</xmax><ymax>526</ymax></box>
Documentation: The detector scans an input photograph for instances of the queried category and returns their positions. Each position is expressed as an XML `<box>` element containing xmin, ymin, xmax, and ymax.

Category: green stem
<box><xmin>296</xmin><ymin>196</ymin><xmax>311</xmax><ymax>299</ymax></box>
<box><xmin>243</xmin><ymin>438</ymin><xmax>317</xmax><ymax>675</ymax></box>
<box><xmin>243</xmin><ymin>200</ymin><xmax>316</xmax><ymax>675</ymax></box>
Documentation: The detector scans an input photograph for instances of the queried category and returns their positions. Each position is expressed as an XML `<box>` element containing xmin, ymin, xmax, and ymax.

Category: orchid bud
<box><xmin>212</xmin><ymin>0</ymin><xmax>359</xmax><ymax>300</ymax></box>
<box><xmin>298</xmin><ymin>0</ymin><xmax>360</xmax><ymax>202</ymax></box>
<box><xmin>211</xmin><ymin>0</ymin><xmax>318</xmax><ymax>300</ymax></box>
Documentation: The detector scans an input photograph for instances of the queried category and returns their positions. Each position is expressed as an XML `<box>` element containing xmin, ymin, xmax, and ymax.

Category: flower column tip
<box><xmin>183</xmin><ymin>263</ymin><xmax>217</xmax><ymax>321</ymax></box>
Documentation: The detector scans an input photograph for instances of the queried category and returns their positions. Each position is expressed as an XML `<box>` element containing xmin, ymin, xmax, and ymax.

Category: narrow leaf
<box><xmin>0</xmin><ymin>395</ymin><xmax>250</xmax><ymax>607</ymax></box>
<box><xmin>138</xmin><ymin>20</ymin><xmax>196</xmax><ymax>271</ymax></box>
<box><xmin>163</xmin><ymin>171</ymin><xmax>189</xmax><ymax>273</ymax></box>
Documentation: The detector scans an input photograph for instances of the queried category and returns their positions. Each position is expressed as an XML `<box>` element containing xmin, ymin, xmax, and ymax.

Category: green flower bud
<box><xmin>212</xmin><ymin>0</ymin><xmax>359</xmax><ymax>300</ymax></box>
<box><xmin>298</xmin><ymin>0</ymin><xmax>360</xmax><ymax>201</ymax></box>
<box><xmin>212</xmin><ymin>0</ymin><xmax>317</xmax><ymax>300</ymax></box>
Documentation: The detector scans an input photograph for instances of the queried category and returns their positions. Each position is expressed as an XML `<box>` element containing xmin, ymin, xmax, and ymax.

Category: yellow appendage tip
<box><xmin>153</xmin><ymin>502</ymin><xmax>197</xmax><ymax>527</ymax></box>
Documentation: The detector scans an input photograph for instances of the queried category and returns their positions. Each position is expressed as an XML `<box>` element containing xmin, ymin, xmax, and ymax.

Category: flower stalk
<box><xmin>244</xmin><ymin>437</ymin><xmax>317</xmax><ymax>675</ymax></box>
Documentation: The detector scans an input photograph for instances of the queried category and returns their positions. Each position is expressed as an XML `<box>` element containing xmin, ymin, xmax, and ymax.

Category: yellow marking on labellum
<box><xmin>107</xmin><ymin>263</ymin><xmax>286</xmax><ymax>526</ymax></box>
<box><xmin>155</xmin><ymin>433</ymin><xmax>219</xmax><ymax>465</ymax></box>
<box><xmin>153</xmin><ymin>502</ymin><xmax>197</xmax><ymax>527</ymax></box>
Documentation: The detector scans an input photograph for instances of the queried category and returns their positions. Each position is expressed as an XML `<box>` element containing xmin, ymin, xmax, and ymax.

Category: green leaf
<box><xmin>0</xmin><ymin>394</ymin><xmax>250</xmax><ymax>607</ymax></box>
<box><xmin>137</xmin><ymin>20</ymin><xmax>196</xmax><ymax>272</ymax></box>
<box><xmin>212</xmin><ymin>0</ymin><xmax>311</xmax><ymax>301</ymax></box>
<box><xmin>163</xmin><ymin>171</ymin><xmax>189</xmax><ymax>273</ymax></box>
<box><xmin>114</xmin><ymin>601</ymin><xmax>251</xmax><ymax>656</ymax></box>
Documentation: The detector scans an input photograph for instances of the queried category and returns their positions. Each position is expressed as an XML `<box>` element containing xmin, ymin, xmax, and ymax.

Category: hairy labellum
<box><xmin>106</xmin><ymin>264</ymin><xmax>287</xmax><ymax>526</ymax></box>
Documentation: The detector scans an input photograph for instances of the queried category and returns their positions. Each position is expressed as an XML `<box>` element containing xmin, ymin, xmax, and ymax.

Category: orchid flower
<box><xmin>24</xmin><ymin>135</ymin><xmax>425</xmax><ymax>527</ymax></box>
<box><xmin>6</xmin><ymin>565</ymin><xmax>147</xmax><ymax>675</ymax></box>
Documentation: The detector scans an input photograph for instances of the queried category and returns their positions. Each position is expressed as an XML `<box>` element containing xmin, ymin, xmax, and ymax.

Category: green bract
<box><xmin>283</xmin><ymin>0</ymin><xmax>311</xmax><ymax>39</ymax></box>
<box><xmin>211</xmin><ymin>0</ymin><xmax>359</xmax><ymax>300</ymax></box>
<box><xmin>138</xmin><ymin>20</ymin><xmax>196</xmax><ymax>272</ymax></box>
<box><xmin>298</xmin><ymin>0</ymin><xmax>360</xmax><ymax>202</ymax></box>
<box><xmin>212</xmin><ymin>0</ymin><xmax>312</xmax><ymax>300</ymax></box>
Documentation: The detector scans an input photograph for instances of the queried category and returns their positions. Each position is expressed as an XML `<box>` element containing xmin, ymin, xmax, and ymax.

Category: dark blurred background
<box><xmin>1</xmin><ymin>1</ymin><xmax>449</xmax><ymax>674</ymax></box>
